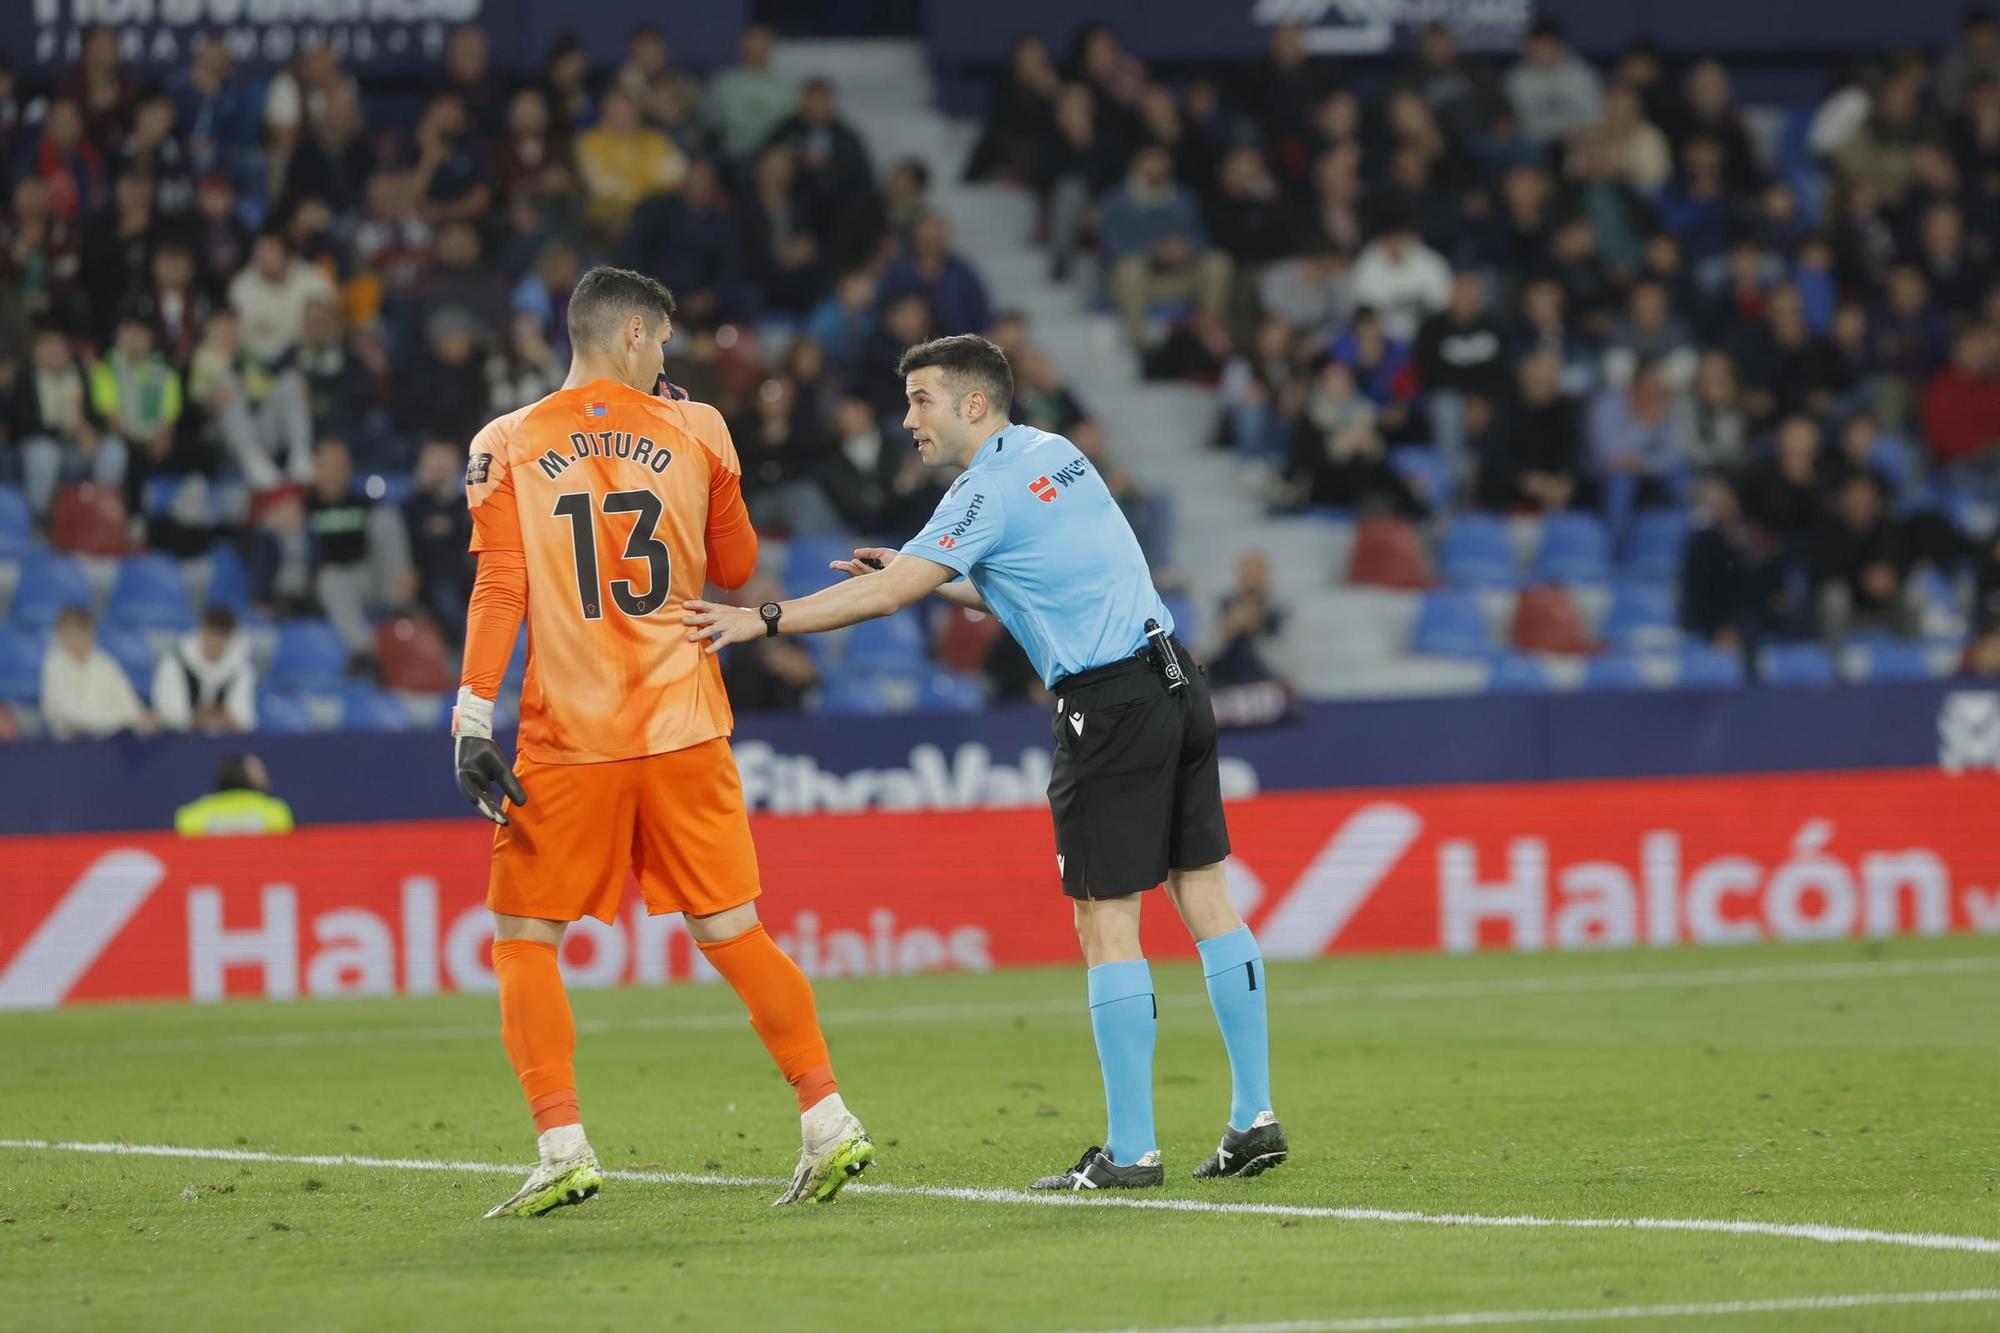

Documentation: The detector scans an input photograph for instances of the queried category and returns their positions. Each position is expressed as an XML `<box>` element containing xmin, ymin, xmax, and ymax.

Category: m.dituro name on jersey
<box><xmin>536</xmin><ymin>431</ymin><xmax>674</xmax><ymax>480</ymax></box>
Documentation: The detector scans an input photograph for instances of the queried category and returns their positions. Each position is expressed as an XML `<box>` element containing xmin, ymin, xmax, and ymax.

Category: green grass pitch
<box><xmin>3</xmin><ymin>935</ymin><xmax>1998</xmax><ymax>1331</ymax></box>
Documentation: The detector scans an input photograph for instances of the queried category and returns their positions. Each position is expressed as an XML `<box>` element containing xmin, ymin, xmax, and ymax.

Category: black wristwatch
<box><xmin>759</xmin><ymin>602</ymin><xmax>783</xmax><ymax>637</ymax></box>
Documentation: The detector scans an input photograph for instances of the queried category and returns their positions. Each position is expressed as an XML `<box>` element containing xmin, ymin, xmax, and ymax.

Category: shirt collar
<box><xmin>968</xmin><ymin>426</ymin><xmax>1010</xmax><ymax>470</ymax></box>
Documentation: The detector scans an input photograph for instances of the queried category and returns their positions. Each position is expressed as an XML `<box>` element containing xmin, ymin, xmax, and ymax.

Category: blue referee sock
<box><xmin>1086</xmin><ymin>959</ymin><xmax>1157</xmax><ymax>1166</ymax></box>
<box><xmin>1197</xmin><ymin>926</ymin><xmax>1272</xmax><ymax>1132</ymax></box>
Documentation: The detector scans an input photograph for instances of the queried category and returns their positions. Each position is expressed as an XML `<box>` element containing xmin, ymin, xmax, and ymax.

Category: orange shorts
<box><xmin>488</xmin><ymin>736</ymin><xmax>761</xmax><ymax>924</ymax></box>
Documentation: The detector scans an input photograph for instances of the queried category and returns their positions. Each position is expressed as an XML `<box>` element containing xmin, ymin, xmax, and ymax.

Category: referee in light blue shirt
<box><xmin>685</xmin><ymin>335</ymin><xmax>1285</xmax><ymax>1191</ymax></box>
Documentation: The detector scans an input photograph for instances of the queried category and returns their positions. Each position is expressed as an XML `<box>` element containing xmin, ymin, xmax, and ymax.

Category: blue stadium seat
<box><xmin>9</xmin><ymin>551</ymin><xmax>93</xmax><ymax>630</ymax></box>
<box><xmin>340</xmin><ymin>686</ymin><xmax>413</xmax><ymax>731</ymax></box>
<box><xmin>1485</xmin><ymin>652</ymin><xmax>1553</xmax><ymax>692</ymax></box>
<box><xmin>1623</xmin><ymin>510</ymin><xmax>1689</xmax><ymax>582</ymax></box>
<box><xmin>1582</xmin><ymin>654</ymin><xmax>1653</xmax><ymax>690</ymax></box>
<box><xmin>0</xmin><ymin>626</ymin><xmax>42</xmax><ymax>704</ymax></box>
<box><xmin>1600</xmin><ymin>582</ymin><xmax>1678</xmax><ymax>650</ymax></box>
<box><xmin>256</xmin><ymin>690</ymin><xmax>321</xmax><ymax>734</ymax></box>
<box><xmin>0</xmin><ymin>486</ymin><xmax>30</xmax><ymax>560</ymax></box>
<box><xmin>843</xmin><ymin>610</ymin><xmax>928</xmax><ymax>672</ymax></box>
<box><xmin>913</xmin><ymin>670</ymin><xmax>987</xmax><ymax>713</ymax></box>
<box><xmin>105</xmin><ymin>554</ymin><xmax>194</xmax><ymax>633</ymax></box>
<box><xmin>1851</xmin><ymin>640</ymin><xmax>1937</xmax><ymax>683</ymax></box>
<box><xmin>1759</xmin><ymin>642</ymin><xmax>1837</xmax><ymax>686</ymax></box>
<box><xmin>783</xmin><ymin>535</ymin><xmax>860</xmax><ymax>592</ymax></box>
<box><xmin>817</xmin><ymin>673</ymin><xmax>897</xmax><ymax>715</ymax></box>
<box><xmin>203</xmin><ymin>544</ymin><xmax>254</xmax><ymax>612</ymax></box>
<box><xmin>1676</xmin><ymin>642</ymin><xmax>1747</xmax><ymax>688</ymax></box>
<box><xmin>142</xmin><ymin>475</ymin><xmax>186</xmax><ymax>517</ymax></box>
<box><xmin>1411</xmin><ymin>589</ymin><xmax>1493</xmax><ymax>658</ymax></box>
<box><xmin>1529</xmin><ymin>512</ymin><xmax>1611</xmax><ymax>584</ymax></box>
<box><xmin>1388</xmin><ymin>445</ymin><xmax>1453</xmax><ymax>513</ymax></box>
<box><xmin>267</xmin><ymin>620</ymin><xmax>348</xmax><ymax>692</ymax></box>
<box><xmin>1438</xmin><ymin>515</ymin><xmax>1518</xmax><ymax>588</ymax></box>
<box><xmin>98</xmin><ymin>624</ymin><xmax>158</xmax><ymax>693</ymax></box>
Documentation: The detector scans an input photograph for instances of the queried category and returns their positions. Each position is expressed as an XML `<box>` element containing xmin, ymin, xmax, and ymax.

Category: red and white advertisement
<box><xmin>3</xmin><ymin>768</ymin><xmax>1998</xmax><ymax>1008</ymax></box>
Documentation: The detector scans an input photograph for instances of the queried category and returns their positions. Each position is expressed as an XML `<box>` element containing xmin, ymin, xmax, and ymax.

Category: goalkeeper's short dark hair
<box><xmin>567</xmin><ymin>265</ymin><xmax>676</xmax><ymax>355</ymax></box>
<box><xmin>896</xmin><ymin>334</ymin><xmax>1013</xmax><ymax>417</ymax></box>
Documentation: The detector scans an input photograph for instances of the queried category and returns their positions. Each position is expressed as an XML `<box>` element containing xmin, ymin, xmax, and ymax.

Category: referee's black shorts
<box><xmin>1045</xmin><ymin>636</ymin><xmax>1231</xmax><ymax>900</ymax></box>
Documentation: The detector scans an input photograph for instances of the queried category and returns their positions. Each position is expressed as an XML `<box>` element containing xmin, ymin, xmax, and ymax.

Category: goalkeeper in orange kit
<box><xmin>450</xmin><ymin>266</ymin><xmax>874</xmax><ymax>1216</ymax></box>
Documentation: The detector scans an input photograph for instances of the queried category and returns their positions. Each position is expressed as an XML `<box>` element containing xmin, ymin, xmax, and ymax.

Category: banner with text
<box><xmin>3</xmin><ymin>767</ymin><xmax>1996</xmax><ymax>1008</ymax></box>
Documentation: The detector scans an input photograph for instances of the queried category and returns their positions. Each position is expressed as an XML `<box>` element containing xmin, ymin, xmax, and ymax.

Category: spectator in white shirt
<box><xmin>228</xmin><ymin>232</ymin><xmax>335</xmax><ymax>366</ymax></box>
<box><xmin>153</xmin><ymin>605</ymin><xmax>257</xmax><ymax>734</ymax></box>
<box><xmin>1350</xmin><ymin>220</ymin><xmax>1452</xmax><ymax>342</ymax></box>
<box><xmin>41</xmin><ymin>606</ymin><xmax>154</xmax><ymax>740</ymax></box>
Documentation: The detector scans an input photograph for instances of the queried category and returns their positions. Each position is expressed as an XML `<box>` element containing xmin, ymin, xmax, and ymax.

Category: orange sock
<box><xmin>492</xmin><ymin>938</ymin><xmax>580</xmax><ymax>1132</ymax></box>
<box><xmin>697</xmin><ymin>922</ymin><xmax>837</xmax><ymax>1113</ymax></box>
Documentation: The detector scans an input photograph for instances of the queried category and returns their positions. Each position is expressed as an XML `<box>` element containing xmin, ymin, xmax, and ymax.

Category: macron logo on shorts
<box><xmin>1029</xmin><ymin>475</ymin><xmax>1057</xmax><ymax>503</ymax></box>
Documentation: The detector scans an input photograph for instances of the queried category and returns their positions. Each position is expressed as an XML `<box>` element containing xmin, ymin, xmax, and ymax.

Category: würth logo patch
<box><xmin>1029</xmin><ymin>475</ymin><xmax>1057</xmax><ymax>503</ymax></box>
<box><xmin>937</xmin><ymin>534</ymin><xmax>957</xmax><ymax>549</ymax></box>
<box><xmin>465</xmin><ymin>453</ymin><xmax>493</xmax><ymax>485</ymax></box>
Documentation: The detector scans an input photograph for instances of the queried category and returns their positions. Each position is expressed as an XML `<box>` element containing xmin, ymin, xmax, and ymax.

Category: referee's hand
<box><xmin>831</xmin><ymin>547</ymin><xmax>897</xmax><ymax>577</ymax></box>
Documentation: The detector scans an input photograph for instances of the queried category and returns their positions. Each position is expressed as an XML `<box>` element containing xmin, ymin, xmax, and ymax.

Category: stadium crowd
<box><xmin>9</xmin><ymin>13</ymin><xmax>2000</xmax><ymax>739</ymax></box>
<box><xmin>970</xmin><ymin>13</ymin><xmax>2000</xmax><ymax>679</ymax></box>
<box><xmin>0</xmin><ymin>22</ymin><xmax>1137</xmax><ymax>738</ymax></box>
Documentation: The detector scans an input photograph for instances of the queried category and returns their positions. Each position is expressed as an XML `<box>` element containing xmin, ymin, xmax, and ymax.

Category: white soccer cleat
<box><xmin>484</xmin><ymin>1125</ymin><xmax>605</xmax><ymax>1219</ymax></box>
<box><xmin>773</xmin><ymin>1094</ymin><xmax>876</xmax><ymax>1206</ymax></box>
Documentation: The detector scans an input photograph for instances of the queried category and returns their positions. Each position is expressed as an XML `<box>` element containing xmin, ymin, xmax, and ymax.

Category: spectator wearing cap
<box><xmin>41</xmin><ymin>606</ymin><xmax>153</xmax><ymax>741</ymax></box>
<box><xmin>153</xmin><ymin>605</ymin><xmax>256</xmax><ymax>734</ymax></box>
<box><xmin>1504</xmin><ymin>19</ymin><xmax>1604</xmax><ymax>147</ymax></box>
<box><xmin>10</xmin><ymin>325</ymin><xmax>124</xmax><ymax>519</ymax></box>
<box><xmin>1100</xmin><ymin>144</ymin><xmax>1232</xmax><ymax>348</ymax></box>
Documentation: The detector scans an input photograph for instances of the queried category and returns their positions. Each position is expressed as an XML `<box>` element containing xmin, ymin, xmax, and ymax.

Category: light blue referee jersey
<box><xmin>901</xmin><ymin>424</ymin><xmax>1171</xmax><ymax>688</ymax></box>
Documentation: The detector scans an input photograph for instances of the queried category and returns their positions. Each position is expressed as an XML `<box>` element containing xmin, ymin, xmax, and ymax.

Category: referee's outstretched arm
<box><xmin>682</xmin><ymin>551</ymin><xmax>955</xmax><ymax>654</ymax></box>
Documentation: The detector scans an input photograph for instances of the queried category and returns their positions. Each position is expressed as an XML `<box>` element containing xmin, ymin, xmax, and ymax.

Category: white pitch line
<box><xmin>1090</xmin><ymin>1288</ymin><xmax>2000</xmax><ymax>1333</ymax></box>
<box><xmin>5</xmin><ymin>1139</ymin><xmax>2000</xmax><ymax>1258</ymax></box>
<box><xmin>86</xmin><ymin>952</ymin><xmax>2000</xmax><ymax>1056</ymax></box>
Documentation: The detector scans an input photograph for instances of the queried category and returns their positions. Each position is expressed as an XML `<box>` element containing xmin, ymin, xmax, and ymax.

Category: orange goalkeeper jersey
<box><xmin>462</xmin><ymin>380</ymin><xmax>758</xmax><ymax>764</ymax></box>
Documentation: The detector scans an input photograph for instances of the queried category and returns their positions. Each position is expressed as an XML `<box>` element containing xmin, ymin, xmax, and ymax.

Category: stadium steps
<box><xmin>811</xmin><ymin>39</ymin><xmax>1431</xmax><ymax>696</ymax></box>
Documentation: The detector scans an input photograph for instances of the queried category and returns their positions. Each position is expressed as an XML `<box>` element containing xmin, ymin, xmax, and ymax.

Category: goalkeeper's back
<box><xmin>463</xmin><ymin>380</ymin><xmax>757</xmax><ymax>765</ymax></box>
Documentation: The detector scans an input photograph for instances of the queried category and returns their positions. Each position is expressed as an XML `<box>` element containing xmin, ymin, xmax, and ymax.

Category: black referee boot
<box><xmin>1192</xmin><ymin>1112</ymin><xmax>1288</xmax><ymax>1179</ymax></box>
<box><xmin>1029</xmin><ymin>1145</ymin><xmax>1164</xmax><ymax>1191</ymax></box>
